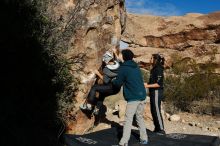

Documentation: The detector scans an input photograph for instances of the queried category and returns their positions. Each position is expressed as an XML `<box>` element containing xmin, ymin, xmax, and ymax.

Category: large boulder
<box><xmin>115</xmin><ymin>100</ymin><xmax>127</xmax><ymax>121</ymax></box>
<box><xmin>63</xmin><ymin>0</ymin><xmax>126</xmax><ymax>134</ymax></box>
<box><xmin>43</xmin><ymin>0</ymin><xmax>126</xmax><ymax>134</ymax></box>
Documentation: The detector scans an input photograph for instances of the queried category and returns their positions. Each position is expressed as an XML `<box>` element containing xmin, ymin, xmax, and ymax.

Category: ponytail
<box><xmin>152</xmin><ymin>54</ymin><xmax>165</xmax><ymax>67</ymax></box>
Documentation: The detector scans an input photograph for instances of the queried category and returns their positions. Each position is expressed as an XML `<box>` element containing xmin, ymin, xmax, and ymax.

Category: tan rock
<box><xmin>115</xmin><ymin>100</ymin><xmax>127</xmax><ymax>120</ymax></box>
<box><xmin>123</xmin><ymin>12</ymin><xmax>220</xmax><ymax>49</ymax></box>
<box><xmin>208</xmin><ymin>127</ymin><xmax>219</xmax><ymax>132</ymax></box>
<box><xmin>122</xmin><ymin>12</ymin><xmax>220</xmax><ymax>72</ymax></box>
<box><xmin>181</xmin><ymin>119</ymin><xmax>186</xmax><ymax>123</ymax></box>
<box><xmin>195</xmin><ymin>123</ymin><xmax>203</xmax><ymax>128</ymax></box>
<box><xmin>144</xmin><ymin>102</ymin><xmax>153</xmax><ymax>121</ymax></box>
<box><xmin>169</xmin><ymin>114</ymin><xmax>181</xmax><ymax>122</ymax></box>
<box><xmin>66</xmin><ymin>110</ymin><xmax>95</xmax><ymax>134</ymax></box>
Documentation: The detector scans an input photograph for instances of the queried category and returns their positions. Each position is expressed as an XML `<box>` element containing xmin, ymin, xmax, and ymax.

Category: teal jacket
<box><xmin>112</xmin><ymin>60</ymin><xmax>146</xmax><ymax>102</ymax></box>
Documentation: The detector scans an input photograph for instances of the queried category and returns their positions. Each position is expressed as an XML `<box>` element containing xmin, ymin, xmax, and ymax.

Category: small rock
<box><xmin>169</xmin><ymin>114</ymin><xmax>181</xmax><ymax>122</ymax></box>
<box><xmin>181</xmin><ymin>119</ymin><xmax>186</xmax><ymax>123</ymax></box>
<box><xmin>195</xmin><ymin>123</ymin><xmax>203</xmax><ymax>128</ymax></box>
<box><xmin>183</xmin><ymin>127</ymin><xmax>186</xmax><ymax>130</ymax></box>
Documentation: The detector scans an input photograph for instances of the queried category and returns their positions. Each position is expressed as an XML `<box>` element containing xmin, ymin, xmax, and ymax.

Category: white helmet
<box><xmin>106</xmin><ymin>61</ymin><xmax>120</xmax><ymax>70</ymax></box>
<box><xmin>102</xmin><ymin>51</ymin><xmax>113</xmax><ymax>64</ymax></box>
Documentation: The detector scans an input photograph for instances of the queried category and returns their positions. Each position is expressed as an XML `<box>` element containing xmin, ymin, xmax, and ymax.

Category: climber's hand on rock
<box><xmin>93</xmin><ymin>69</ymin><xmax>103</xmax><ymax>80</ymax></box>
<box><xmin>93</xmin><ymin>69</ymin><xmax>100</xmax><ymax>75</ymax></box>
<box><xmin>112</xmin><ymin>47</ymin><xmax>117</xmax><ymax>54</ymax></box>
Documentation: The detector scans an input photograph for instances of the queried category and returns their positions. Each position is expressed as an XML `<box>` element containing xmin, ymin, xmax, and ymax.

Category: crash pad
<box><xmin>63</xmin><ymin>127</ymin><xmax>220</xmax><ymax>146</ymax></box>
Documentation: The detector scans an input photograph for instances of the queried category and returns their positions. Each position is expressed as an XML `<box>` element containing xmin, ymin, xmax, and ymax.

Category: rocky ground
<box><xmin>87</xmin><ymin>96</ymin><xmax>220</xmax><ymax>138</ymax></box>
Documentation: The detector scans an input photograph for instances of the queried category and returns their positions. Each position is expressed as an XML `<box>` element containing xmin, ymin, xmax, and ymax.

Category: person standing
<box><xmin>144</xmin><ymin>54</ymin><xmax>165</xmax><ymax>135</ymax></box>
<box><xmin>113</xmin><ymin>49</ymin><xmax>148</xmax><ymax>146</ymax></box>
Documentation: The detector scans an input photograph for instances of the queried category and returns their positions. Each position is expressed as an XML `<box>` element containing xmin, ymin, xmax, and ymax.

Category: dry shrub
<box><xmin>163</xmin><ymin>50</ymin><xmax>220</xmax><ymax>115</ymax></box>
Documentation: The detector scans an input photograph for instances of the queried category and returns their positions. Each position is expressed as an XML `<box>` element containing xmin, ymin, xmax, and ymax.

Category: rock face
<box><xmin>123</xmin><ymin>12</ymin><xmax>220</xmax><ymax>49</ymax></box>
<box><xmin>46</xmin><ymin>0</ymin><xmax>126</xmax><ymax>134</ymax></box>
<box><xmin>122</xmin><ymin>12</ymin><xmax>220</xmax><ymax>71</ymax></box>
<box><xmin>1</xmin><ymin>0</ymin><xmax>126</xmax><ymax>144</ymax></box>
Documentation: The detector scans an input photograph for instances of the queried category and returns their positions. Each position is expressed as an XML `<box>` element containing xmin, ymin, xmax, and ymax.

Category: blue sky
<box><xmin>125</xmin><ymin>0</ymin><xmax>220</xmax><ymax>16</ymax></box>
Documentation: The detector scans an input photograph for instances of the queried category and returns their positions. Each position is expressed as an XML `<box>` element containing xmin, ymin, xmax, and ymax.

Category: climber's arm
<box><xmin>94</xmin><ymin>69</ymin><xmax>104</xmax><ymax>80</ymax></box>
<box><xmin>112</xmin><ymin>47</ymin><xmax>123</xmax><ymax>61</ymax></box>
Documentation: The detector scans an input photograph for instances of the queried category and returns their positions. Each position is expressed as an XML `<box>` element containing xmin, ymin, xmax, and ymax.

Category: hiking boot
<box><xmin>140</xmin><ymin>139</ymin><xmax>148</xmax><ymax>145</ymax></box>
<box><xmin>80</xmin><ymin>103</ymin><xmax>92</xmax><ymax>111</ymax></box>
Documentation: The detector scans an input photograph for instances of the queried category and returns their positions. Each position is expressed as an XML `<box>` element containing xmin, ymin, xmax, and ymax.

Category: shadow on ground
<box><xmin>65</xmin><ymin>105</ymin><xmax>220</xmax><ymax>146</ymax></box>
<box><xmin>64</xmin><ymin>127</ymin><xmax>220</xmax><ymax>146</ymax></box>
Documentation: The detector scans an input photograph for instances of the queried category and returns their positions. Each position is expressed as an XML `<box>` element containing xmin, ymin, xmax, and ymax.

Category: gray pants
<box><xmin>119</xmin><ymin>100</ymin><xmax>148</xmax><ymax>145</ymax></box>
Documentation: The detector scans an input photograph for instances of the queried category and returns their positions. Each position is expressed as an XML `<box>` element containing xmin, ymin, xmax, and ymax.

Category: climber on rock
<box><xmin>80</xmin><ymin>48</ymin><xmax>122</xmax><ymax>115</ymax></box>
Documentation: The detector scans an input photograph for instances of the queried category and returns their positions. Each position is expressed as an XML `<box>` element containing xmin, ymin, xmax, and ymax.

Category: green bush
<box><xmin>163</xmin><ymin>50</ymin><xmax>220</xmax><ymax>115</ymax></box>
<box><xmin>20</xmin><ymin>0</ymin><xmax>78</xmax><ymax>121</ymax></box>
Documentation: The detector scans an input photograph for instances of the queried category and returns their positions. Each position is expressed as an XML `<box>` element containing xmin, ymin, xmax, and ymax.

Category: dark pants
<box><xmin>87</xmin><ymin>83</ymin><xmax>120</xmax><ymax>105</ymax></box>
<box><xmin>149</xmin><ymin>89</ymin><xmax>164</xmax><ymax>131</ymax></box>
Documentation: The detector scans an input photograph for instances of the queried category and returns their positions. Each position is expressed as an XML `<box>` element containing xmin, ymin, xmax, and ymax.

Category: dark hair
<box><xmin>152</xmin><ymin>54</ymin><xmax>165</xmax><ymax>67</ymax></box>
<box><xmin>121</xmin><ymin>49</ymin><xmax>134</xmax><ymax>61</ymax></box>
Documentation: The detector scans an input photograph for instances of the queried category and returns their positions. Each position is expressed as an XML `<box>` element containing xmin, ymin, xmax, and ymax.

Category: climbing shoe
<box><xmin>80</xmin><ymin>103</ymin><xmax>92</xmax><ymax>111</ymax></box>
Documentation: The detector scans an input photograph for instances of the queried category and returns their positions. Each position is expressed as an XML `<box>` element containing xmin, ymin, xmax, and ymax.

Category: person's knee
<box><xmin>125</xmin><ymin>111</ymin><xmax>135</xmax><ymax>120</ymax></box>
<box><xmin>87</xmin><ymin>93</ymin><xmax>97</xmax><ymax>104</ymax></box>
<box><xmin>135</xmin><ymin>112</ymin><xmax>144</xmax><ymax>120</ymax></box>
<box><xmin>91</xmin><ymin>84</ymin><xmax>99</xmax><ymax>91</ymax></box>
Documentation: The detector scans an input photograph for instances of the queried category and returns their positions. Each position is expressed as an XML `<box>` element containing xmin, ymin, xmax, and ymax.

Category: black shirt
<box><xmin>149</xmin><ymin>65</ymin><xmax>164</xmax><ymax>90</ymax></box>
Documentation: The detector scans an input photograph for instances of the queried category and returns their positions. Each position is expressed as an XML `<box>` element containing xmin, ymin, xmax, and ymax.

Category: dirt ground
<box><xmin>89</xmin><ymin>103</ymin><xmax>220</xmax><ymax>138</ymax></box>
